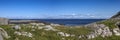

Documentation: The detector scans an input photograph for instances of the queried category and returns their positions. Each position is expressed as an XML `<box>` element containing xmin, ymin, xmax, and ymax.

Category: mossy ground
<box><xmin>97</xmin><ymin>19</ymin><xmax>120</xmax><ymax>29</ymax></box>
<box><xmin>0</xmin><ymin>25</ymin><xmax>92</xmax><ymax>40</ymax></box>
<box><xmin>91</xmin><ymin>35</ymin><xmax>120</xmax><ymax>40</ymax></box>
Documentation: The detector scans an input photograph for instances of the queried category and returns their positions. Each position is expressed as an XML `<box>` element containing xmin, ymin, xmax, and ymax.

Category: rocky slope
<box><xmin>82</xmin><ymin>11</ymin><xmax>120</xmax><ymax>40</ymax></box>
<box><xmin>0</xmin><ymin>11</ymin><xmax>120</xmax><ymax>40</ymax></box>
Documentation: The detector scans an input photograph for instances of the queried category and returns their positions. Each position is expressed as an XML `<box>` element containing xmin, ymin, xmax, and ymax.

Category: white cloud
<box><xmin>43</xmin><ymin>13</ymin><xmax>110</xmax><ymax>19</ymax></box>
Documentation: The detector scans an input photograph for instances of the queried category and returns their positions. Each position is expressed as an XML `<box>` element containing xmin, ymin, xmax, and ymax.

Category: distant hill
<box><xmin>111</xmin><ymin>11</ymin><xmax>120</xmax><ymax>19</ymax></box>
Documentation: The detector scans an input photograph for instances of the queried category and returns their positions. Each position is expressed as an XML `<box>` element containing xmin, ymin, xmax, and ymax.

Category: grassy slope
<box><xmin>0</xmin><ymin>25</ymin><xmax>92</xmax><ymax>40</ymax></box>
<box><xmin>0</xmin><ymin>19</ymin><xmax>120</xmax><ymax>40</ymax></box>
<box><xmin>97</xmin><ymin>19</ymin><xmax>120</xmax><ymax>29</ymax></box>
<box><xmin>92</xmin><ymin>19</ymin><xmax>120</xmax><ymax>40</ymax></box>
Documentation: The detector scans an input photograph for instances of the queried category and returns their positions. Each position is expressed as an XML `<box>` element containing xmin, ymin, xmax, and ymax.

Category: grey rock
<box><xmin>0</xmin><ymin>18</ymin><xmax>9</xmax><ymax>25</ymax></box>
<box><xmin>0</xmin><ymin>28</ymin><xmax>10</xmax><ymax>40</ymax></box>
<box><xmin>113</xmin><ymin>28</ymin><xmax>120</xmax><ymax>36</ymax></box>
<box><xmin>13</xmin><ymin>25</ymin><xmax>21</xmax><ymax>30</ymax></box>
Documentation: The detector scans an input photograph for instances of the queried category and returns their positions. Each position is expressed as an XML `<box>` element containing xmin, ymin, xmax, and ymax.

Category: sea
<box><xmin>10</xmin><ymin>19</ymin><xmax>105</xmax><ymax>26</ymax></box>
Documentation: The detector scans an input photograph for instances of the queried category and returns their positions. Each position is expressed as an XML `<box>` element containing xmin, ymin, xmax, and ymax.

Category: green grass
<box><xmin>91</xmin><ymin>35</ymin><xmax>120</xmax><ymax>40</ymax></box>
<box><xmin>97</xmin><ymin>19</ymin><xmax>120</xmax><ymax>29</ymax></box>
<box><xmin>55</xmin><ymin>26</ymin><xmax>92</xmax><ymax>35</ymax></box>
<box><xmin>0</xmin><ymin>19</ymin><xmax>120</xmax><ymax>40</ymax></box>
<box><xmin>0</xmin><ymin>25</ymin><xmax>92</xmax><ymax>40</ymax></box>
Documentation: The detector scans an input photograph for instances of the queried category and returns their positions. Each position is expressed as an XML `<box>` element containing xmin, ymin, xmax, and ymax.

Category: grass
<box><xmin>97</xmin><ymin>19</ymin><xmax>120</xmax><ymax>29</ymax></box>
<box><xmin>0</xmin><ymin>19</ymin><xmax>120</xmax><ymax>40</ymax></box>
<box><xmin>91</xmin><ymin>35</ymin><xmax>120</xmax><ymax>40</ymax></box>
<box><xmin>0</xmin><ymin>25</ymin><xmax>92</xmax><ymax>40</ymax></box>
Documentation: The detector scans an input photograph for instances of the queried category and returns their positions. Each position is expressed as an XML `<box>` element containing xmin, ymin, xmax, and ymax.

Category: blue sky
<box><xmin>0</xmin><ymin>0</ymin><xmax>120</xmax><ymax>19</ymax></box>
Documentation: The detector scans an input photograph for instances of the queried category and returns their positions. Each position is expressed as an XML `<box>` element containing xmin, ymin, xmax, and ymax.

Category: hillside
<box><xmin>111</xmin><ymin>11</ymin><xmax>120</xmax><ymax>19</ymax></box>
<box><xmin>0</xmin><ymin>24</ymin><xmax>93</xmax><ymax>40</ymax></box>
<box><xmin>0</xmin><ymin>12</ymin><xmax>120</xmax><ymax>40</ymax></box>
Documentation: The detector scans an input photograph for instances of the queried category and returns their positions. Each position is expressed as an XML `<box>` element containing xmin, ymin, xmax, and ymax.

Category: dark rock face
<box><xmin>117</xmin><ymin>23</ymin><xmax>120</xmax><ymax>28</ymax></box>
<box><xmin>111</xmin><ymin>11</ymin><xmax>120</xmax><ymax>19</ymax></box>
<box><xmin>116</xmin><ymin>22</ymin><xmax>120</xmax><ymax>29</ymax></box>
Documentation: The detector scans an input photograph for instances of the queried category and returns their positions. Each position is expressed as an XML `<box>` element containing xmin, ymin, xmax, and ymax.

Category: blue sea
<box><xmin>11</xmin><ymin>19</ymin><xmax>105</xmax><ymax>26</ymax></box>
<box><xmin>38</xmin><ymin>19</ymin><xmax>105</xmax><ymax>26</ymax></box>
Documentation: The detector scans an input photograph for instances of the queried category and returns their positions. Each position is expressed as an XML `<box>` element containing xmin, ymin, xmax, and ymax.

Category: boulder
<box><xmin>14</xmin><ymin>31</ymin><xmax>33</xmax><ymax>37</ymax></box>
<box><xmin>57</xmin><ymin>32</ymin><xmax>71</xmax><ymax>37</ymax></box>
<box><xmin>12</xmin><ymin>25</ymin><xmax>21</xmax><ymax>30</ymax></box>
<box><xmin>44</xmin><ymin>25</ymin><xmax>58</xmax><ymax>31</ymax></box>
<box><xmin>0</xmin><ymin>28</ymin><xmax>10</xmax><ymax>40</ymax></box>
<box><xmin>113</xmin><ymin>28</ymin><xmax>120</xmax><ymax>36</ymax></box>
<box><xmin>115</xmin><ymin>22</ymin><xmax>120</xmax><ymax>28</ymax></box>
<box><xmin>85</xmin><ymin>24</ymin><xmax>113</xmax><ymax>39</ymax></box>
<box><xmin>50</xmin><ymin>23</ymin><xmax>61</xmax><ymax>26</ymax></box>
<box><xmin>0</xmin><ymin>18</ymin><xmax>9</xmax><ymax>25</ymax></box>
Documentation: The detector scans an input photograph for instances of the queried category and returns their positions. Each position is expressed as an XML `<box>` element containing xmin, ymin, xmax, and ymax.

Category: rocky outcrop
<box><xmin>80</xmin><ymin>24</ymin><xmax>112</xmax><ymax>39</ymax></box>
<box><xmin>113</xmin><ymin>28</ymin><xmax>120</xmax><ymax>36</ymax></box>
<box><xmin>0</xmin><ymin>18</ymin><xmax>9</xmax><ymax>25</ymax></box>
<box><xmin>14</xmin><ymin>31</ymin><xmax>33</xmax><ymax>37</ymax></box>
<box><xmin>12</xmin><ymin>25</ymin><xmax>21</xmax><ymax>30</ymax></box>
<box><xmin>116</xmin><ymin>22</ymin><xmax>120</xmax><ymax>28</ymax></box>
<box><xmin>44</xmin><ymin>25</ymin><xmax>59</xmax><ymax>31</ymax></box>
<box><xmin>79</xmin><ymin>11</ymin><xmax>120</xmax><ymax>39</ymax></box>
<box><xmin>0</xmin><ymin>28</ymin><xmax>10</xmax><ymax>40</ymax></box>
